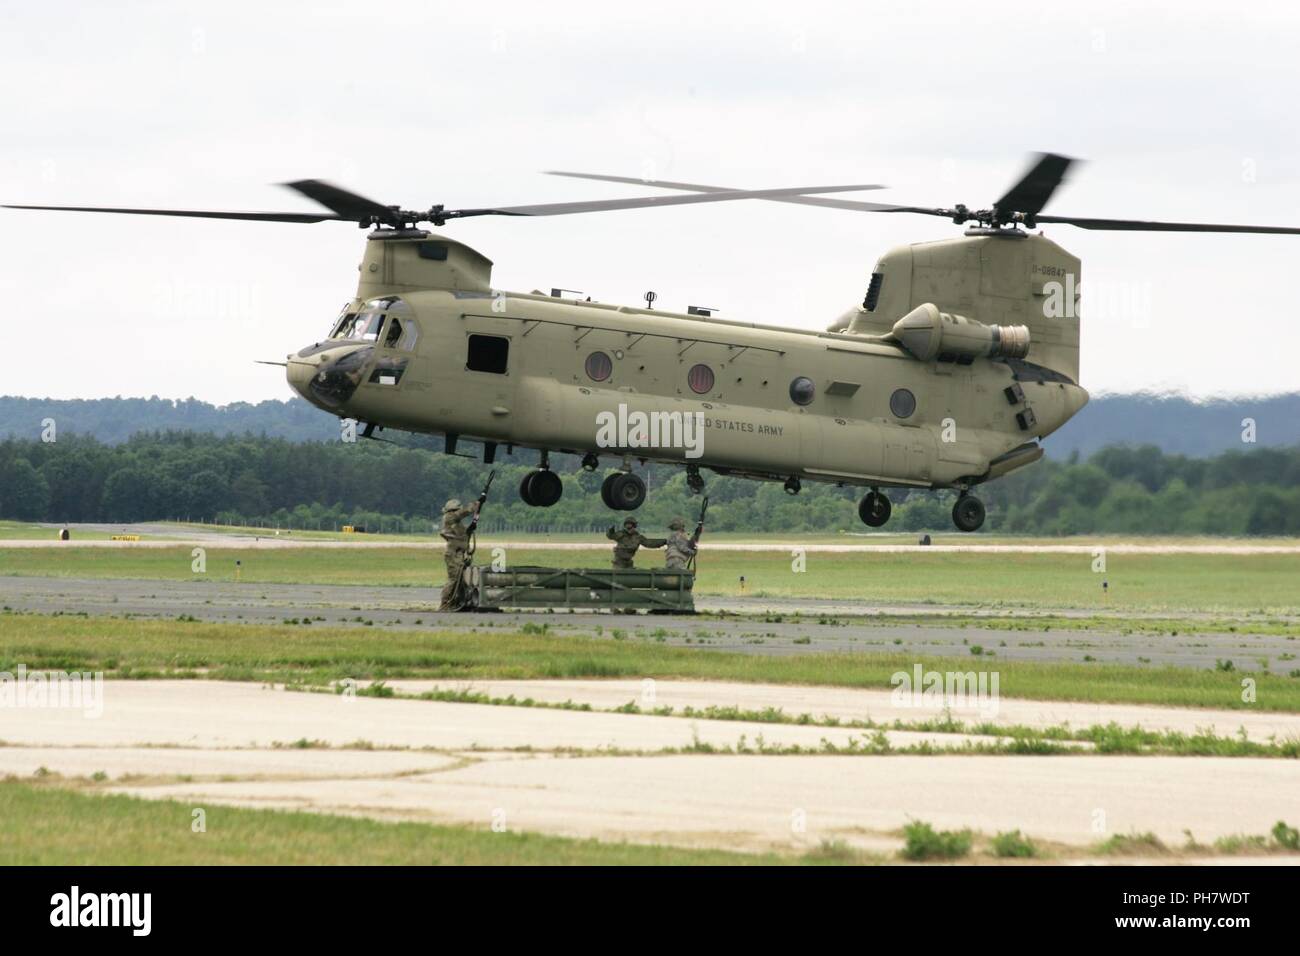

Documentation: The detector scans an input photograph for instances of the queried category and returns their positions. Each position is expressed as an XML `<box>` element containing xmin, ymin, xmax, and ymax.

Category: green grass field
<box><xmin>0</xmin><ymin>781</ymin><xmax>799</xmax><ymax>865</ymax></box>
<box><xmin>3</xmin><ymin>613</ymin><xmax>1297</xmax><ymax>710</ymax></box>
<box><xmin>2</xmin><ymin>545</ymin><xmax>1298</xmax><ymax>613</ymax></box>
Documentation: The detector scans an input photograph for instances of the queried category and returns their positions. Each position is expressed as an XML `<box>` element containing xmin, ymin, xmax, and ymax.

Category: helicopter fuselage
<box><xmin>286</xmin><ymin>229</ymin><xmax>1088</xmax><ymax>510</ymax></box>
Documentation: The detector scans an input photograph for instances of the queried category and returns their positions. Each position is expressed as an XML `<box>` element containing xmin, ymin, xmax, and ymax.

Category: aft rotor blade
<box><xmin>994</xmin><ymin>152</ymin><xmax>1075</xmax><ymax>219</ymax></box>
<box><xmin>1035</xmin><ymin>214</ymin><xmax>1300</xmax><ymax>234</ymax></box>
<box><xmin>448</xmin><ymin>183</ymin><xmax>890</xmax><ymax>219</ymax></box>
<box><xmin>1</xmin><ymin>203</ymin><xmax>344</xmax><ymax>223</ymax></box>
<box><xmin>545</xmin><ymin>170</ymin><xmax>948</xmax><ymax>216</ymax></box>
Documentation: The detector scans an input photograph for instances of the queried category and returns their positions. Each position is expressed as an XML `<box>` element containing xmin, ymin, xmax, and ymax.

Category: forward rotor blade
<box><xmin>280</xmin><ymin>179</ymin><xmax>399</xmax><ymax>224</ymax></box>
<box><xmin>1035</xmin><ymin>214</ymin><xmax>1300</xmax><ymax>234</ymax></box>
<box><xmin>452</xmin><ymin>183</ymin><xmax>889</xmax><ymax>219</ymax></box>
<box><xmin>545</xmin><ymin>170</ymin><xmax>946</xmax><ymax>216</ymax></box>
<box><xmin>1</xmin><ymin>203</ymin><xmax>344</xmax><ymax>223</ymax></box>
<box><xmin>994</xmin><ymin>152</ymin><xmax>1075</xmax><ymax>219</ymax></box>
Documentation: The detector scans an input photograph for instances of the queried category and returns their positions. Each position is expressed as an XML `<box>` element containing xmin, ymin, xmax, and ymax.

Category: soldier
<box><xmin>439</xmin><ymin>497</ymin><xmax>479</xmax><ymax>609</ymax></box>
<box><xmin>606</xmin><ymin>516</ymin><xmax>666</xmax><ymax>569</ymax></box>
<box><xmin>664</xmin><ymin>517</ymin><xmax>697</xmax><ymax>570</ymax></box>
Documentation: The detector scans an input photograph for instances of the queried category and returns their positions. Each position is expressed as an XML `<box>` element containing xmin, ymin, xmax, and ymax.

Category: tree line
<box><xmin>0</xmin><ymin>431</ymin><xmax>1297</xmax><ymax>535</ymax></box>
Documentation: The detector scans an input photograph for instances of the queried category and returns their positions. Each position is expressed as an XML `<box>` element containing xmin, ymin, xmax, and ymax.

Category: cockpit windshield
<box><xmin>341</xmin><ymin>311</ymin><xmax>385</xmax><ymax>342</ymax></box>
<box><xmin>331</xmin><ymin>296</ymin><xmax>417</xmax><ymax>347</ymax></box>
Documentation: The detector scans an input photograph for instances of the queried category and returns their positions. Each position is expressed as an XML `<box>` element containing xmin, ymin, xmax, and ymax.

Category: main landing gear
<box><xmin>519</xmin><ymin>452</ymin><xmax>563</xmax><ymax>508</ymax></box>
<box><xmin>951</xmin><ymin>492</ymin><xmax>986</xmax><ymax>533</ymax></box>
<box><xmin>601</xmin><ymin>472</ymin><xmax>646</xmax><ymax>511</ymax></box>
<box><xmin>858</xmin><ymin>489</ymin><xmax>891</xmax><ymax>527</ymax></box>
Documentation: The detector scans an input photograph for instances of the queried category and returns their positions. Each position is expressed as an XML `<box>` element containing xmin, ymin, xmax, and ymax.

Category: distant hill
<box><xmin>1</xmin><ymin>392</ymin><xmax>1297</xmax><ymax>457</ymax></box>
<box><xmin>1042</xmin><ymin>392</ymin><xmax>1300</xmax><ymax>458</ymax></box>
<box><xmin>0</xmin><ymin>396</ymin><xmax>337</xmax><ymax>444</ymax></box>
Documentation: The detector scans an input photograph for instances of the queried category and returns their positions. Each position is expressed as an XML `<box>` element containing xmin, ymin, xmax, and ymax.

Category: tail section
<box><xmin>848</xmin><ymin>233</ymin><xmax>1081</xmax><ymax>383</ymax></box>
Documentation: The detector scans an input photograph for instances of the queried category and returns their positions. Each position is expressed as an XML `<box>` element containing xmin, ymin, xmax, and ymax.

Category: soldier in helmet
<box><xmin>606</xmin><ymin>516</ymin><xmax>666</xmax><ymax>570</ymax></box>
<box><xmin>664</xmin><ymin>516</ymin><xmax>697</xmax><ymax>570</ymax></box>
<box><xmin>439</xmin><ymin>497</ymin><xmax>479</xmax><ymax>609</ymax></box>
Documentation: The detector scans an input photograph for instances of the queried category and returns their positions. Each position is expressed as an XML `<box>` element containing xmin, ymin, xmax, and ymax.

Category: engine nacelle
<box><xmin>890</xmin><ymin>303</ymin><xmax>1030</xmax><ymax>362</ymax></box>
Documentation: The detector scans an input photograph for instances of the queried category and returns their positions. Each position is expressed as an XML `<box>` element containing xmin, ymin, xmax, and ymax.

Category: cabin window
<box><xmin>789</xmin><ymin>376</ymin><xmax>816</xmax><ymax>406</ymax></box>
<box><xmin>890</xmin><ymin>387</ymin><xmax>916</xmax><ymax>418</ymax></box>
<box><xmin>585</xmin><ymin>351</ymin><xmax>612</xmax><ymax>382</ymax></box>
<box><xmin>467</xmin><ymin>334</ymin><xmax>509</xmax><ymax>374</ymax></box>
<box><xmin>687</xmin><ymin>364</ymin><xmax>715</xmax><ymax>394</ymax></box>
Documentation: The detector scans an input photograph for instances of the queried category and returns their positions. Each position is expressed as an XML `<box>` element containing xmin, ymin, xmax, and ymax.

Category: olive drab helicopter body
<box><xmin>10</xmin><ymin>154</ymin><xmax>1298</xmax><ymax>532</ymax></box>
<box><xmin>294</xmin><ymin>227</ymin><xmax>1085</xmax><ymax>533</ymax></box>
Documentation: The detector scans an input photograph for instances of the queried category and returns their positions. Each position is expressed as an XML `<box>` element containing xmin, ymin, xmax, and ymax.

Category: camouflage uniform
<box><xmin>606</xmin><ymin>518</ymin><xmax>665</xmax><ymax>569</ymax></box>
<box><xmin>664</xmin><ymin>517</ymin><xmax>697</xmax><ymax>570</ymax></box>
<box><xmin>439</xmin><ymin>498</ymin><xmax>478</xmax><ymax>609</ymax></box>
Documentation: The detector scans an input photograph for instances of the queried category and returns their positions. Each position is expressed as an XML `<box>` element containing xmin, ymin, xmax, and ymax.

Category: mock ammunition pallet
<box><xmin>465</xmin><ymin>565</ymin><xmax>695</xmax><ymax>613</ymax></box>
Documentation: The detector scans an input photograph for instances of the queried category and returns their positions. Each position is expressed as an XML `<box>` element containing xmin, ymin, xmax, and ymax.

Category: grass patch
<box><xmin>0</xmin><ymin>780</ymin><xmax>820</xmax><ymax>866</ymax></box>
<box><xmin>4</xmin><ymin>612</ymin><xmax>1300</xmax><ymax>712</ymax></box>
<box><xmin>1097</xmin><ymin>831</ymin><xmax>1169</xmax><ymax>856</ymax></box>
<box><xmin>990</xmin><ymin>829</ymin><xmax>1039</xmax><ymax>858</ymax></box>
<box><xmin>900</xmin><ymin>820</ymin><xmax>973</xmax><ymax>861</ymax></box>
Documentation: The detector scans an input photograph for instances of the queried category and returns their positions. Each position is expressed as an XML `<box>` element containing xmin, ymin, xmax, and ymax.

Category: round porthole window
<box><xmin>687</xmin><ymin>363</ymin><xmax>715</xmax><ymax>394</ymax></box>
<box><xmin>789</xmin><ymin>376</ymin><xmax>816</xmax><ymax>406</ymax></box>
<box><xmin>585</xmin><ymin>351</ymin><xmax>613</xmax><ymax>382</ymax></box>
<box><xmin>890</xmin><ymin>387</ymin><xmax>916</xmax><ymax>418</ymax></box>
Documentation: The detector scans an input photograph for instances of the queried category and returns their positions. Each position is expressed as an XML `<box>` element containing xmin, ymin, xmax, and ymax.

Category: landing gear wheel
<box><xmin>608</xmin><ymin>472</ymin><xmax>646</xmax><ymax>511</ymax></box>
<box><xmin>952</xmin><ymin>493</ymin><xmax>985</xmax><ymax>533</ymax></box>
<box><xmin>858</xmin><ymin>490</ymin><xmax>891</xmax><ymax>527</ymax></box>
<box><xmin>529</xmin><ymin>470</ymin><xmax>563</xmax><ymax>507</ymax></box>
<box><xmin>519</xmin><ymin>472</ymin><xmax>537</xmax><ymax>506</ymax></box>
<box><xmin>784</xmin><ymin>476</ymin><xmax>802</xmax><ymax>496</ymax></box>
<box><xmin>600</xmin><ymin>473</ymin><xmax>619</xmax><ymax>509</ymax></box>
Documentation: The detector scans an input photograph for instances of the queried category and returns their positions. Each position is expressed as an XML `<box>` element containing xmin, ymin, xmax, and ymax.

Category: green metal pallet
<box><xmin>465</xmin><ymin>565</ymin><xmax>695</xmax><ymax>613</ymax></box>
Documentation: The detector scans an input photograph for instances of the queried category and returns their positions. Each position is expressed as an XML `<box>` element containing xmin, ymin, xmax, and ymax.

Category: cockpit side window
<box><xmin>331</xmin><ymin>312</ymin><xmax>357</xmax><ymax>338</ymax></box>
<box><xmin>384</xmin><ymin>318</ymin><xmax>403</xmax><ymax>348</ymax></box>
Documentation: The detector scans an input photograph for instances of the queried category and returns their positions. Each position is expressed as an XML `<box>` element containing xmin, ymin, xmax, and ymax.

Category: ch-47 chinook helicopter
<box><xmin>10</xmin><ymin>153</ymin><xmax>1300</xmax><ymax>531</ymax></box>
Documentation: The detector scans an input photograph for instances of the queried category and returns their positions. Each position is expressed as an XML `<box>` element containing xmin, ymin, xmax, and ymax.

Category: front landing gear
<box><xmin>858</xmin><ymin>490</ymin><xmax>891</xmax><ymax>527</ymax></box>
<box><xmin>952</xmin><ymin>493</ymin><xmax>985</xmax><ymax>532</ymax></box>
<box><xmin>601</xmin><ymin>472</ymin><xmax>646</xmax><ymax>511</ymax></box>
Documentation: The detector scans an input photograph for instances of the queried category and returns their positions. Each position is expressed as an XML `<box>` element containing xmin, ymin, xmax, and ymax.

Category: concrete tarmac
<box><xmin>2</xmin><ymin>680</ymin><xmax>1296</xmax><ymax>858</ymax></box>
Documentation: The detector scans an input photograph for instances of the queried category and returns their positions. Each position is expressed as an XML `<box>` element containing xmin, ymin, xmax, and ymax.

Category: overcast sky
<box><xmin>2</xmin><ymin>0</ymin><xmax>1298</xmax><ymax>404</ymax></box>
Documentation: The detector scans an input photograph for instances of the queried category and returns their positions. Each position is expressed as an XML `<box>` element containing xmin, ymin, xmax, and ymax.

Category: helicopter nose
<box><xmin>287</xmin><ymin>344</ymin><xmax>374</xmax><ymax>410</ymax></box>
<box><xmin>286</xmin><ymin>356</ymin><xmax>315</xmax><ymax>394</ymax></box>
